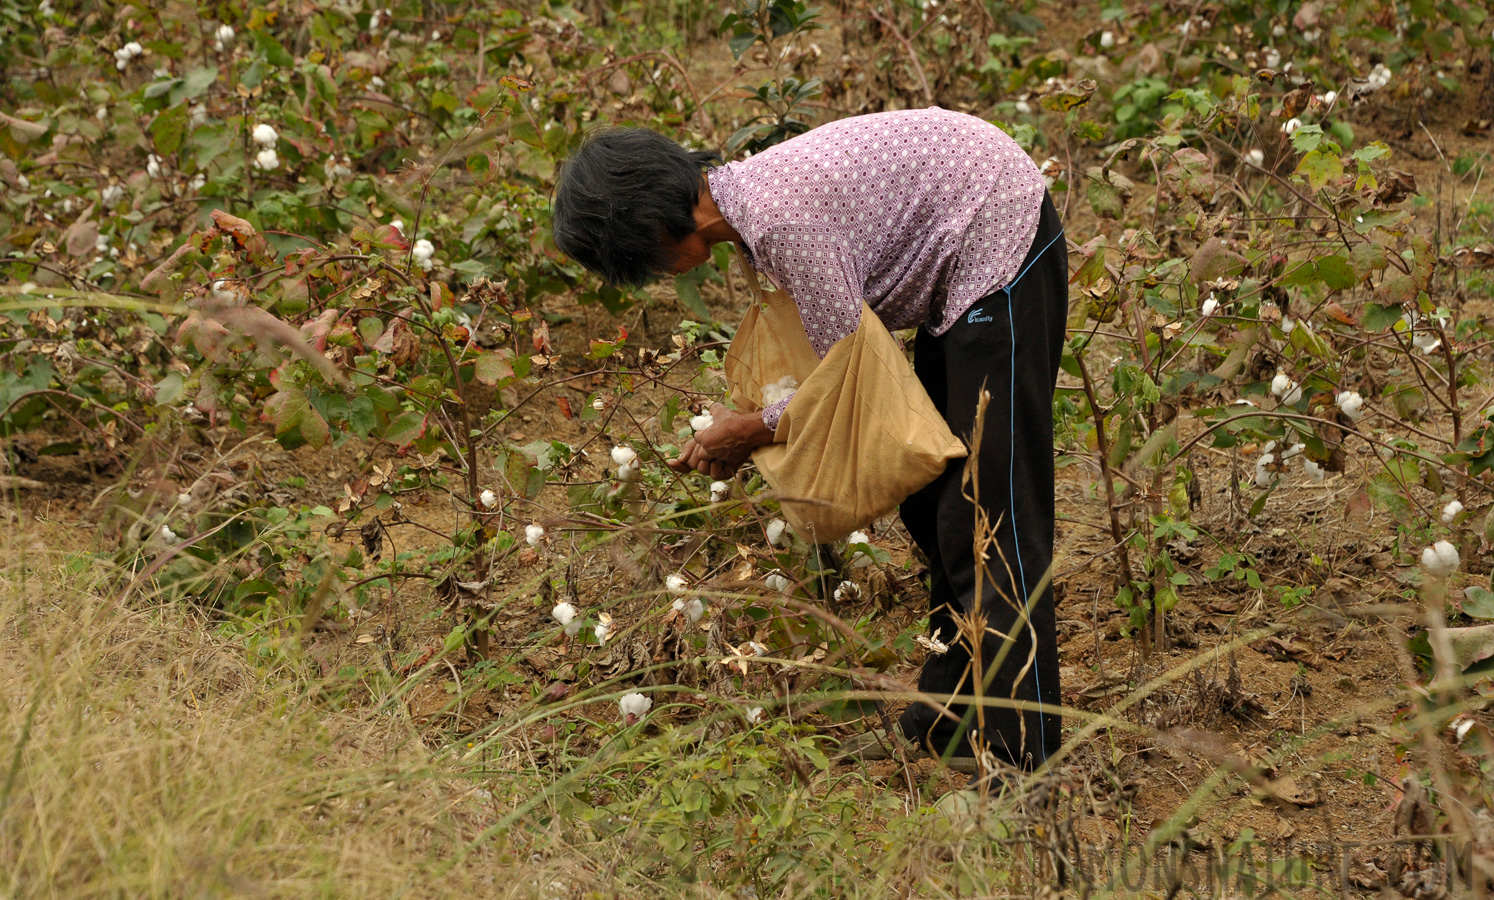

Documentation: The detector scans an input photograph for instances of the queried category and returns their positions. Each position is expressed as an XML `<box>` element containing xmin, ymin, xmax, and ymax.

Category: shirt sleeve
<box><xmin>750</xmin><ymin>223</ymin><xmax>865</xmax><ymax>430</ymax></box>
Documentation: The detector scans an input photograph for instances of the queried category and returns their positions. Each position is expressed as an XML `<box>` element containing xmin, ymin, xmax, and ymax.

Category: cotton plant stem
<box><xmin>1074</xmin><ymin>351</ymin><xmax>1136</xmax><ymax>594</ymax></box>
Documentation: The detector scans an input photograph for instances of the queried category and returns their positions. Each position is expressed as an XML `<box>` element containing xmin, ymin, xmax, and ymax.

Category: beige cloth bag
<box><xmin>722</xmin><ymin>255</ymin><xmax>967</xmax><ymax>543</ymax></box>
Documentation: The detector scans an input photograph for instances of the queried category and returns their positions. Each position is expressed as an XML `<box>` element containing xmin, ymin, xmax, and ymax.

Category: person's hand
<box><xmin>667</xmin><ymin>403</ymin><xmax>776</xmax><ymax>478</ymax></box>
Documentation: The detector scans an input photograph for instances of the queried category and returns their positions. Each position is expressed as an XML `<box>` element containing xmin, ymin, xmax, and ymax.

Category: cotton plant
<box><xmin>593</xmin><ymin>612</ymin><xmax>614</xmax><ymax>646</ymax></box>
<box><xmin>551</xmin><ymin>601</ymin><xmax>583</xmax><ymax>637</ymax></box>
<box><xmin>525</xmin><ymin>523</ymin><xmax>545</xmax><ymax>546</ymax></box>
<box><xmin>113</xmin><ymin>41</ymin><xmax>145</xmax><ymax>71</ymax></box>
<box><xmin>671</xmin><ymin>596</ymin><xmax>705</xmax><ymax>625</ymax></box>
<box><xmin>1270</xmin><ymin>372</ymin><xmax>1302</xmax><ymax>405</ymax></box>
<box><xmin>618</xmin><ymin>692</ymin><xmax>651</xmax><ymax>725</ymax></box>
<box><xmin>412</xmin><ymin>239</ymin><xmax>436</xmax><ymax>272</ymax></box>
<box><xmin>1336</xmin><ymin>390</ymin><xmax>1365</xmax><ymax>422</ymax></box>
<box><xmin>610</xmin><ymin>445</ymin><xmax>640</xmax><ymax>481</ymax></box>
<box><xmin>1421</xmin><ymin>540</ymin><xmax>1460</xmax><ymax>578</ymax></box>
<box><xmin>765</xmin><ymin>518</ymin><xmax>791</xmax><ymax>548</ymax></box>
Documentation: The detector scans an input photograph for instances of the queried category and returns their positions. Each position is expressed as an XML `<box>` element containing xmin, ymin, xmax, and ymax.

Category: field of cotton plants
<box><xmin>5</xmin><ymin>0</ymin><xmax>1494</xmax><ymax>896</ymax></box>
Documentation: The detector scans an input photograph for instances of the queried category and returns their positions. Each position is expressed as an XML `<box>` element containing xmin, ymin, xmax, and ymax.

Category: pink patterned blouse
<box><xmin>707</xmin><ymin>107</ymin><xmax>1046</xmax><ymax>429</ymax></box>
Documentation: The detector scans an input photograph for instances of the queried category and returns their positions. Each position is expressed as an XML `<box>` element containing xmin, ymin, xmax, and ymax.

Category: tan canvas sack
<box><xmin>722</xmin><ymin>253</ymin><xmax>967</xmax><ymax>543</ymax></box>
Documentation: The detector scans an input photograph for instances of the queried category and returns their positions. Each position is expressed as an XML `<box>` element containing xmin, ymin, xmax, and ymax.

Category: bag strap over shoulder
<box><xmin>734</xmin><ymin>244</ymin><xmax>768</xmax><ymax>304</ymax></box>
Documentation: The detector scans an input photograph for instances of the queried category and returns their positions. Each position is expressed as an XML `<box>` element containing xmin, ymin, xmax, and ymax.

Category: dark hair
<box><xmin>552</xmin><ymin>128</ymin><xmax>720</xmax><ymax>287</ymax></box>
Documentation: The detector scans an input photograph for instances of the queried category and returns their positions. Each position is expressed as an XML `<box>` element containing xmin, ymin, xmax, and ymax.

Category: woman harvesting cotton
<box><xmin>552</xmin><ymin>108</ymin><xmax>1067</xmax><ymax>772</ymax></box>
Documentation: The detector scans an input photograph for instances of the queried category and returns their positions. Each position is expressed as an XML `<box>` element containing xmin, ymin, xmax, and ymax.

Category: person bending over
<box><xmin>552</xmin><ymin>108</ymin><xmax>1067</xmax><ymax>770</ymax></box>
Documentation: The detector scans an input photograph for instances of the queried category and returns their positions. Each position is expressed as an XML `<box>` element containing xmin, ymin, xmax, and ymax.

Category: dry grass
<box><xmin>0</xmin><ymin>540</ymin><xmax>525</xmax><ymax>899</ymax></box>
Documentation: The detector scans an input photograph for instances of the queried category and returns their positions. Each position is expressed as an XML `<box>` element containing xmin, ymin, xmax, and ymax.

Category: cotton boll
<box><xmin>1413</xmin><ymin>332</ymin><xmax>1441</xmax><ymax>354</ymax></box>
<box><xmin>665</xmin><ymin>573</ymin><xmax>689</xmax><ymax>594</ymax></box>
<box><xmin>159</xmin><ymin>524</ymin><xmax>179</xmax><ymax>543</ymax></box>
<box><xmin>710</xmin><ymin>481</ymin><xmax>730</xmax><ymax>503</ymax></box>
<box><xmin>101</xmin><ymin>184</ymin><xmax>123</xmax><ymax>206</ymax></box>
<box><xmin>525</xmin><ymin>523</ymin><xmax>545</xmax><ymax>546</ymax></box>
<box><xmin>412</xmin><ymin>238</ymin><xmax>435</xmax><ymax>262</ymax></box>
<box><xmin>389</xmin><ymin>218</ymin><xmax>403</xmax><ymax>234</ymax></box>
<box><xmin>672</xmin><ymin>596</ymin><xmax>705</xmax><ymax>624</ymax></box>
<box><xmin>124</xmin><ymin>41</ymin><xmax>144</xmax><ymax>58</ymax></box>
<box><xmin>1281</xmin><ymin>117</ymin><xmax>1302</xmax><ymax>135</ymax></box>
<box><xmin>1201</xmin><ymin>295</ymin><xmax>1219</xmax><ymax>317</ymax></box>
<box><xmin>1336</xmin><ymin>391</ymin><xmax>1364</xmax><ymax>422</ymax></box>
<box><xmin>1245</xmin><ymin>148</ymin><xmax>1264</xmax><ymax>167</ymax></box>
<box><xmin>479</xmin><ymin>489</ymin><xmax>497</xmax><ymax>509</ymax></box>
<box><xmin>1322</xmin><ymin>90</ymin><xmax>1337</xmax><ymax>105</ymax></box>
<box><xmin>371</xmin><ymin>76</ymin><xmax>386</xmax><ymax>89</ymax></box>
<box><xmin>1271</xmin><ymin>373</ymin><xmax>1302</xmax><ymax>405</ymax></box>
<box><xmin>1442</xmin><ymin>500</ymin><xmax>1464</xmax><ymax>524</ymax></box>
<box><xmin>216</xmin><ymin>24</ymin><xmax>235</xmax><ymax>44</ymax></box>
<box><xmin>764</xmin><ymin>571</ymin><xmax>790</xmax><ymax>593</ymax></box>
<box><xmin>552</xmin><ymin>601</ymin><xmax>583</xmax><ymax>637</ymax></box>
<box><xmin>189</xmin><ymin>173</ymin><xmax>205</xmax><ymax>191</ymax></box>
<box><xmin>254</xmin><ymin>148</ymin><xmax>279</xmax><ymax>171</ymax></box>
<box><xmin>617</xmin><ymin>459</ymin><xmax>640</xmax><ymax>481</ymax></box>
<box><xmin>1099</xmin><ymin>30</ymin><xmax>1115</xmax><ymax>49</ymax></box>
<box><xmin>847</xmin><ymin>530</ymin><xmax>870</xmax><ymax>545</ymax></box>
<box><xmin>146</xmin><ymin>154</ymin><xmax>164</xmax><ymax>178</ymax></box>
<box><xmin>610</xmin><ymin>445</ymin><xmax>637</xmax><ymax>467</ymax></box>
<box><xmin>1302</xmin><ymin>459</ymin><xmax>1325</xmax><ymax>482</ymax></box>
<box><xmin>1039</xmin><ymin>156</ymin><xmax>1061</xmax><ymax>189</ymax></box>
<box><xmin>618</xmin><ymin>692</ymin><xmax>651</xmax><ymax>724</ymax></box>
<box><xmin>765</xmin><ymin>518</ymin><xmax>790</xmax><ymax>547</ymax></box>
<box><xmin>744</xmin><ymin>706</ymin><xmax>765</xmax><ymax>725</ymax></box>
<box><xmin>833</xmin><ymin>581</ymin><xmax>862</xmax><ymax>604</ymax></box>
<box><xmin>1272</xmin><ymin>24</ymin><xmax>1286</xmax><ymax>37</ymax></box>
<box><xmin>689</xmin><ymin>412</ymin><xmax>714</xmax><ymax>432</ymax></box>
<box><xmin>1421</xmin><ymin>540</ymin><xmax>1460</xmax><ymax>577</ymax></box>
<box><xmin>847</xmin><ymin>531</ymin><xmax>876</xmax><ymax>568</ymax></box>
<box><xmin>1254</xmin><ymin>452</ymin><xmax>1276</xmax><ymax>488</ymax></box>
<box><xmin>1264</xmin><ymin>47</ymin><xmax>1282</xmax><ymax>69</ymax></box>
<box><xmin>1014</xmin><ymin>100</ymin><xmax>1032</xmax><ymax>115</ymax></box>
<box><xmin>594</xmin><ymin>615</ymin><xmax>613</xmax><ymax>645</ymax></box>
<box><xmin>252</xmin><ymin>123</ymin><xmax>278</xmax><ymax>146</ymax></box>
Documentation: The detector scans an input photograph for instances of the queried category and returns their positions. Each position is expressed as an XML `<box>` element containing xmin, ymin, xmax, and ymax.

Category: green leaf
<box><xmin>254</xmin><ymin>31</ymin><xmax>295</xmax><ymax>67</ymax></box>
<box><xmin>1317</xmin><ymin>254</ymin><xmax>1355</xmax><ymax>290</ymax></box>
<box><xmin>384</xmin><ymin>410</ymin><xmax>427</xmax><ymax>447</ymax></box>
<box><xmin>1290</xmin><ymin>125</ymin><xmax>1325</xmax><ymax>154</ymax></box>
<box><xmin>149</xmin><ymin>103</ymin><xmax>189</xmax><ymax>156</ymax></box>
<box><xmin>472</xmin><ymin>351</ymin><xmax>513</xmax><ymax>385</ymax></box>
<box><xmin>510</xmin><ymin>119</ymin><xmax>541</xmax><ymax>147</ymax></box>
<box><xmin>1087</xmin><ymin>178</ymin><xmax>1123</xmax><ymax>218</ymax></box>
<box><xmin>1295</xmin><ymin>149</ymin><xmax>1344</xmax><ymax>191</ymax></box>
<box><xmin>174</xmin><ymin>67</ymin><xmax>219</xmax><ymax>104</ymax></box>
<box><xmin>1363</xmin><ymin>302</ymin><xmax>1404</xmax><ymax>332</ymax></box>
<box><xmin>1463</xmin><ymin>587</ymin><xmax>1494</xmax><ymax>620</ymax></box>
<box><xmin>673</xmin><ymin>275</ymin><xmax>712</xmax><ymax>320</ymax></box>
<box><xmin>1350</xmin><ymin>142</ymin><xmax>1390</xmax><ymax>163</ymax></box>
<box><xmin>155</xmin><ymin>372</ymin><xmax>185</xmax><ymax>406</ymax></box>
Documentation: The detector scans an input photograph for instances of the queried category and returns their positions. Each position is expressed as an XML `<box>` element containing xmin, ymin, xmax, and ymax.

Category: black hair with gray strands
<box><xmin>552</xmin><ymin>128</ymin><xmax>720</xmax><ymax>287</ymax></box>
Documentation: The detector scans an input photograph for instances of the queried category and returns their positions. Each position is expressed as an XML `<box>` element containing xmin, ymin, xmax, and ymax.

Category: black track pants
<box><xmin>897</xmin><ymin>192</ymin><xmax>1067</xmax><ymax>769</ymax></box>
